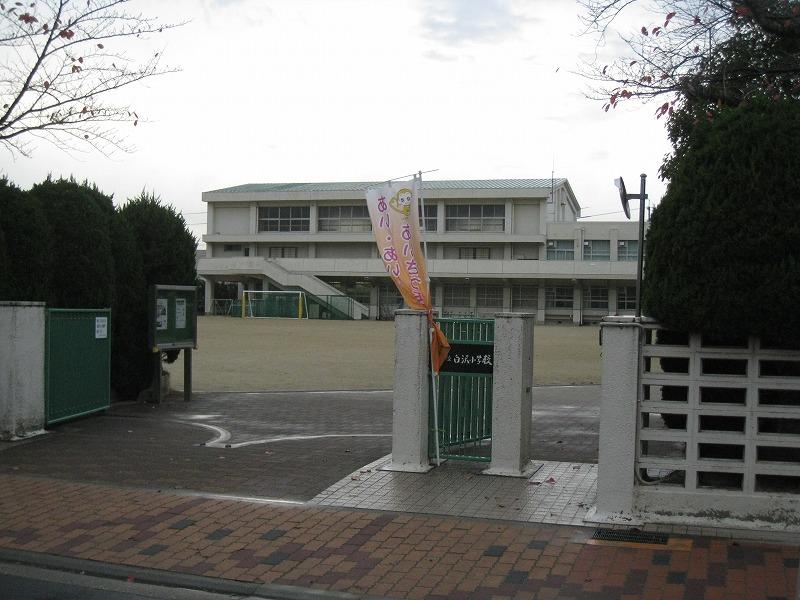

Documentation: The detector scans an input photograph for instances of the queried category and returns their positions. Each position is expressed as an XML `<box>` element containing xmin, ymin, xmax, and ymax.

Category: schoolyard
<box><xmin>166</xmin><ymin>316</ymin><xmax>602</xmax><ymax>391</ymax></box>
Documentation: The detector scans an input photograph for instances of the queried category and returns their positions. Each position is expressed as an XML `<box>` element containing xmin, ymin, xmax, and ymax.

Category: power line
<box><xmin>580</xmin><ymin>207</ymin><xmax>640</xmax><ymax>219</ymax></box>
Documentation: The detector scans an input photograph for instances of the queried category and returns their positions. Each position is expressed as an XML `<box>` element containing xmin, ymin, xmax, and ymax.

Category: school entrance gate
<box><xmin>430</xmin><ymin>318</ymin><xmax>494</xmax><ymax>462</ymax></box>
<box><xmin>45</xmin><ymin>309</ymin><xmax>111</xmax><ymax>425</ymax></box>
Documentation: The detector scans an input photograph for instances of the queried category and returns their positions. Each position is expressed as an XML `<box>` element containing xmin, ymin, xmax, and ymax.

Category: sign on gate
<box><xmin>441</xmin><ymin>343</ymin><xmax>494</xmax><ymax>375</ymax></box>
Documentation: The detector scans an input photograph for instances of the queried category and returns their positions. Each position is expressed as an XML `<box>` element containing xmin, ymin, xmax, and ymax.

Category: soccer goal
<box><xmin>241</xmin><ymin>290</ymin><xmax>308</xmax><ymax>319</ymax></box>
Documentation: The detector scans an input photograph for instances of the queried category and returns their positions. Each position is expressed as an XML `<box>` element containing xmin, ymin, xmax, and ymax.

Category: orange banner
<box><xmin>366</xmin><ymin>179</ymin><xmax>431</xmax><ymax>311</ymax></box>
<box><xmin>366</xmin><ymin>179</ymin><xmax>450</xmax><ymax>372</ymax></box>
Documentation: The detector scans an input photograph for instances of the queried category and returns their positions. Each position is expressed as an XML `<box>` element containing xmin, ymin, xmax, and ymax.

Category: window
<box><xmin>445</xmin><ymin>204</ymin><xmax>505</xmax><ymax>232</ymax></box>
<box><xmin>546</xmin><ymin>240</ymin><xmax>574</xmax><ymax>260</ymax></box>
<box><xmin>476</xmin><ymin>285</ymin><xmax>504</xmax><ymax>308</ymax></box>
<box><xmin>418</xmin><ymin>204</ymin><xmax>437</xmax><ymax>232</ymax></box>
<box><xmin>618</xmin><ymin>240</ymin><xmax>638</xmax><ymax>261</ymax></box>
<box><xmin>258</xmin><ymin>206</ymin><xmax>310</xmax><ymax>232</ymax></box>
<box><xmin>268</xmin><ymin>246</ymin><xmax>297</xmax><ymax>258</ymax></box>
<box><xmin>583</xmin><ymin>286</ymin><xmax>608</xmax><ymax>309</ymax></box>
<box><xmin>223</xmin><ymin>244</ymin><xmax>242</xmax><ymax>252</ymax></box>
<box><xmin>618</xmin><ymin>286</ymin><xmax>636</xmax><ymax>310</ymax></box>
<box><xmin>545</xmin><ymin>286</ymin><xmax>573</xmax><ymax>309</ymax></box>
<box><xmin>583</xmin><ymin>240</ymin><xmax>610</xmax><ymax>261</ymax></box>
<box><xmin>511</xmin><ymin>285</ymin><xmax>538</xmax><ymax>310</ymax></box>
<box><xmin>458</xmin><ymin>247</ymin><xmax>491</xmax><ymax>260</ymax></box>
<box><xmin>444</xmin><ymin>284</ymin><xmax>470</xmax><ymax>307</ymax></box>
<box><xmin>318</xmin><ymin>205</ymin><xmax>371</xmax><ymax>232</ymax></box>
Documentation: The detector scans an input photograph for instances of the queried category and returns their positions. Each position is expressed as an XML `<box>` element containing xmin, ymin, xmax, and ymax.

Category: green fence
<box><xmin>429</xmin><ymin>318</ymin><xmax>494</xmax><ymax>462</ymax></box>
<box><xmin>226</xmin><ymin>292</ymin><xmax>355</xmax><ymax>320</ymax></box>
<box><xmin>45</xmin><ymin>309</ymin><xmax>111</xmax><ymax>426</ymax></box>
<box><xmin>302</xmin><ymin>293</ymin><xmax>354</xmax><ymax>320</ymax></box>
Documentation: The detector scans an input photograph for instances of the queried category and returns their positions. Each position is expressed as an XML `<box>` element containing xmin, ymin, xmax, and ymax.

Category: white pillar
<box><xmin>483</xmin><ymin>312</ymin><xmax>537</xmax><ymax>477</ymax></box>
<box><xmin>536</xmin><ymin>285</ymin><xmax>546</xmax><ymax>323</ymax></box>
<box><xmin>573</xmin><ymin>285</ymin><xmax>583</xmax><ymax>325</ymax></box>
<box><xmin>384</xmin><ymin>309</ymin><xmax>433</xmax><ymax>472</ymax></box>
<box><xmin>0</xmin><ymin>302</ymin><xmax>46</xmax><ymax>440</ymax></box>
<box><xmin>201</xmin><ymin>277</ymin><xmax>213</xmax><ymax>314</ymax></box>
<box><xmin>590</xmin><ymin>317</ymin><xmax>641</xmax><ymax>522</ymax></box>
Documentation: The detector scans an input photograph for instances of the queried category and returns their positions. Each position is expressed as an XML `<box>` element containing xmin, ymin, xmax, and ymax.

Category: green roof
<box><xmin>207</xmin><ymin>178</ymin><xmax>567</xmax><ymax>194</ymax></box>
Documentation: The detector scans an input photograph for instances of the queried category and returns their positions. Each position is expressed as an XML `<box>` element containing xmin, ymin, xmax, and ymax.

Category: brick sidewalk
<box><xmin>0</xmin><ymin>474</ymin><xmax>797</xmax><ymax>599</ymax></box>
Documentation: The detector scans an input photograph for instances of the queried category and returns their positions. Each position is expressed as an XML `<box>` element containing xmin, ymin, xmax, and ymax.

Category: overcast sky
<box><xmin>4</xmin><ymin>0</ymin><xmax>672</xmax><ymax>245</ymax></box>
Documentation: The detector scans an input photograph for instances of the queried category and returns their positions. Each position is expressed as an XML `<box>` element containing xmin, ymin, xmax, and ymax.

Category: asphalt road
<box><xmin>0</xmin><ymin>562</ymin><xmax>246</xmax><ymax>600</ymax></box>
<box><xmin>0</xmin><ymin>386</ymin><xmax>599</xmax><ymax>501</ymax></box>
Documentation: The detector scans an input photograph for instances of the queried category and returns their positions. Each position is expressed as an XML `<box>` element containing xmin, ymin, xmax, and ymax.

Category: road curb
<box><xmin>0</xmin><ymin>548</ymin><xmax>390</xmax><ymax>600</ymax></box>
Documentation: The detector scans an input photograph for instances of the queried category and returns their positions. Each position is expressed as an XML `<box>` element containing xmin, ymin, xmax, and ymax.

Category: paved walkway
<box><xmin>313</xmin><ymin>457</ymin><xmax>597</xmax><ymax>527</ymax></box>
<box><xmin>1</xmin><ymin>473</ymin><xmax>798</xmax><ymax>599</ymax></box>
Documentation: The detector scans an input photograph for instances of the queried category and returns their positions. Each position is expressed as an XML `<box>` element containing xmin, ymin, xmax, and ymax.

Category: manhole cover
<box><xmin>591</xmin><ymin>529</ymin><xmax>668</xmax><ymax>545</ymax></box>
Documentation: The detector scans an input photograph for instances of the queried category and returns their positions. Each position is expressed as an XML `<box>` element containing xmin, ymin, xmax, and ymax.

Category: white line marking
<box><xmin>185</xmin><ymin>491</ymin><xmax>304</xmax><ymax>505</ymax></box>
<box><xmin>174</xmin><ymin>420</ymin><xmax>390</xmax><ymax>449</ymax></box>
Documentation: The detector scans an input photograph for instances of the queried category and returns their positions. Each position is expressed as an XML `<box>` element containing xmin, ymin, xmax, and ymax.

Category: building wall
<box><xmin>513</xmin><ymin>203</ymin><xmax>540</xmax><ymax>235</ymax></box>
<box><xmin>315</xmin><ymin>243</ymin><xmax>375</xmax><ymax>259</ymax></box>
<box><xmin>213</xmin><ymin>205</ymin><xmax>250</xmax><ymax>235</ymax></box>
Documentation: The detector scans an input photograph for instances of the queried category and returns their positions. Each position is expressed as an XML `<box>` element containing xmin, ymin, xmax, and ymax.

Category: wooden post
<box><xmin>184</xmin><ymin>348</ymin><xmax>192</xmax><ymax>402</ymax></box>
<box><xmin>152</xmin><ymin>351</ymin><xmax>161</xmax><ymax>404</ymax></box>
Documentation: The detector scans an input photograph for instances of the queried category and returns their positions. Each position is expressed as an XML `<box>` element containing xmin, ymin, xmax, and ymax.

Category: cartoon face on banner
<box><xmin>389</xmin><ymin>187</ymin><xmax>413</xmax><ymax>218</ymax></box>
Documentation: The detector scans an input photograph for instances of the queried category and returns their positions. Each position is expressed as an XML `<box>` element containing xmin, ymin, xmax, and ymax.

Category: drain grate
<box><xmin>592</xmin><ymin>529</ymin><xmax>669</xmax><ymax>545</ymax></box>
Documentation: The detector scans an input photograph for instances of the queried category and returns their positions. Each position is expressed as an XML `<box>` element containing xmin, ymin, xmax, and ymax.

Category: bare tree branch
<box><xmin>0</xmin><ymin>0</ymin><xmax>183</xmax><ymax>157</ymax></box>
<box><xmin>578</xmin><ymin>0</ymin><xmax>800</xmax><ymax>117</ymax></box>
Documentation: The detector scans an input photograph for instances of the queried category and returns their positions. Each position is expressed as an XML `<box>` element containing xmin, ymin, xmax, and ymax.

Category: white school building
<box><xmin>197</xmin><ymin>179</ymin><xmax>641</xmax><ymax>322</ymax></box>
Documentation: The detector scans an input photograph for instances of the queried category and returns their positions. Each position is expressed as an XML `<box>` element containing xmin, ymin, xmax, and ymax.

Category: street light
<box><xmin>615</xmin><ymin>174</ymin><xmax>647</xmax><ymax>318</ymax></box>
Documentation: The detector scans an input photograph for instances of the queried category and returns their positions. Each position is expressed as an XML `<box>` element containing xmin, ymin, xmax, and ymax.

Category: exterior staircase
<box><xmin>198</xmin><ymin>257</ymin><xmax>369</xmax><ymax>319</ymax></box>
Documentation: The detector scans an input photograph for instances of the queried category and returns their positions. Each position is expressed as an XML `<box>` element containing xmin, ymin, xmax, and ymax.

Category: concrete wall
<box><xmin>592</xmin><ymin>317</ymin><xmax>800</xmax><ymax>531</ymax></box>
<box><xmin>513</xmin><ymin>203</ymin><xmax>541</xmax><ymax>235</ymax></box>
<box><xmin>213</xmin><ymin>206</ymin><xmax>250</xmax><ymax>234</ymax></box>
<box><xmin>315</xmin><ymin>243</ymin><xmax>375</xmax><ymax>259</ymax></box>
<box><xmin>0</xmin><ymin>302</ymin><xmax>46</xmax><ymax>440</ymax></box>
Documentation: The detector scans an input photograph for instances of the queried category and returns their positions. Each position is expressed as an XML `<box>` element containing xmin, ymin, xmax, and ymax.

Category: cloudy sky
<box><xmin>4</xmin><ymin>0</ymin><xmax>672</xmax><ymax>245</ymax></box>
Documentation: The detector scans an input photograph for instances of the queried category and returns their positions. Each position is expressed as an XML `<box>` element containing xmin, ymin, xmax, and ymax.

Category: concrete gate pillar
<box><xmin>484</xmin><ymin>312</ymin><xmax>537</xmax><ymax>477</ymax></box>
<box><xmin>0</xmin><ymin>302</ymin><xmax>46</xmax><ymax>440</ymax></box>
<box><xmin>590</xmin><ymin>316</ymin><xmax>640</xmax><ymax>522</ymax></box>
<box><xmin>385</xmin><ymin>309</ymin><xmax>433</xmax><ymax>473</ymax></box>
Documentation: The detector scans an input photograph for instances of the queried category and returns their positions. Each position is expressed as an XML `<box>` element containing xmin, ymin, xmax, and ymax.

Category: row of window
<box><xmin>442</xmin><ymin>285</ymin><xmax>636</xmax><ymax>310</ymax></box>
<box><xmin>547</xmin><ymin>239</ymin><xmax>639</xmax><ymax>261</ymax></box>
<box><xmin>256</xmin><ymin>204</ymin><xmax>506</xmax><ymax>233</ymax></box>
<box><xmin>223</xmin><ymin>243</ymin><xmax>638</xmax><ymax>262</ymax></box>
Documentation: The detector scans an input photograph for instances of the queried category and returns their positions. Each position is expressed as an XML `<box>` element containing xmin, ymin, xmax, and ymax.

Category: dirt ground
<box><xmin>166</xmin><ymin>316</ymin><xmax>602</xmax><ymax>392</ymax></box>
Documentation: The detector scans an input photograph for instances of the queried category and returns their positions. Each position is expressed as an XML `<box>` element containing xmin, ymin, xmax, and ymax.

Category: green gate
<box><xmin>45</xmin><ymin>309</ymin><xmax>111</xmax><ymax>425</ymax></box>
<box><xmin>429</xmin><ymin>318</ymin><xmax>494</xmax><ymax>462</ymax></box>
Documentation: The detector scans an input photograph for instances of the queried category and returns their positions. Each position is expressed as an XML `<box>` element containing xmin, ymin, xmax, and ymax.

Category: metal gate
<box><xmin>45</xmin><ymin>309</ymin><xmax>111</xmax><ymax>425</ymax></box>
<box><xmin>429</xmin><ymin>318</ymin><xmax>494</xmax><ymax>462</ymax></box>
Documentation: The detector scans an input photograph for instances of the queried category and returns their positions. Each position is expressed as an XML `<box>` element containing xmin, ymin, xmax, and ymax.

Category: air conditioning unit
<box><xmin>547</xmin><ymin>241</ymin><xmax>555</xmax><ymax>247</ymax></box>
<box><xmin>619</xmin><ymin>241</ymin><xmax>626</xmax><ymax>246</ymax></box>
<box><xmin>583</xmin><ymin>241</ymin><xmax>590</xmax><ymax>246</ymax></box>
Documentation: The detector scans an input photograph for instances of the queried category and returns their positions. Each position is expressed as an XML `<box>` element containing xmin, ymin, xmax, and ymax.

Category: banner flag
<box><xmin>366</xmin><ymin>179</ymin><xmax>450</xmax><ymax>372</ymax></box>
<box><xmin>366</xmin><ymin>179</ymin><xmax>430</xmax><ymax>310</ymax></box>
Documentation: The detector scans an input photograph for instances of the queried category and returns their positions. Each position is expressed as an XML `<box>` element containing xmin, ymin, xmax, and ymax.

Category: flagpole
<box><xmin>418</xmin><ymin>172</ymin><xmax>442</xmax><ymax>467</ymax></box>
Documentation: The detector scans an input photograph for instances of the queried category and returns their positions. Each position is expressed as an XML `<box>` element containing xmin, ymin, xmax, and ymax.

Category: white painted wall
<box><xmin>513</xmin><ymin>203</ymin><xmax>540</xmax><ymax>235</ymax></box>
<box><xmin>213</xmin><ymin>206</ymin><xmax>250</xmax><ymax>234</ymax></box>
<box><xmin>315</xmin><ymin>243</ymin><xmax>374</xmax><ymax>259</ymax></box>
<box><xmin>0</xmin><ymin>302</ymin><xmax>46</xmax><ymax>440</ymax></box>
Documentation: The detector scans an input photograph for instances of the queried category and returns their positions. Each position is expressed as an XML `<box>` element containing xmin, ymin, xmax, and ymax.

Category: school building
<box><xmin>197</xmin><ymin>179</ymin><xmax>641</xmax><ymax>323</ymax></box>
